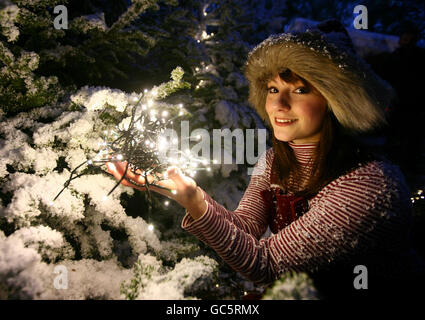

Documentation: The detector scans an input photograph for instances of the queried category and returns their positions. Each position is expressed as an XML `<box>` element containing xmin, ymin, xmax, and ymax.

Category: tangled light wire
<box><xmin>53</xmin><ymin>79</ymin><xmax>213</xmax><ymax>229</ymax></box>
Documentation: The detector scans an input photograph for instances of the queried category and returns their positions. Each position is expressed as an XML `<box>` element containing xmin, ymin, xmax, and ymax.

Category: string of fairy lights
<box><xmin>52</xmin><ymin>87</ymin><xmax>214</xmax><ymax>232</ymax></box>
<box><xmin>411</xmin><ymin>189</ymin><xmax>424</xmax><ymax>204</ymax></box>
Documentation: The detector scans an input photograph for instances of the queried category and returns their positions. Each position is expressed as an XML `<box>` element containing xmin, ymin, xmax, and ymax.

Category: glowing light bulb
<box><xmin>102</xmin><ymin>195</ymin><xmax>108</xmax><ymax>201</ymax></box>
<box><xmin>116</xmin><ymin>154</ymin><xmax>123</xmax><ymax>160</ymax></box>
<box><xmin>164</xmin><ymin>201</ymin><xmax>169</xmax><ymax>206</ymax></box>
<box><xmin>178</xmin><ymin>103</ymin><xmax>183</xmax><ymax>108</ymax></box>
<box><xmin>148</xmin><ymin>224</ymin><xmax>154</xmax><ymax>232</ymax></box>
<box><xmin>195</xmin><ymin>67</ymin><xmax>200</xmax><ymax>72</ymax></box>
<box><xmin>48</xmin><ymin>201</ymin><xmax>54</xmax><ymax>206</ymax></box>
<box><xmin>161</xmin><ymin>110</ymin><xmax>168</xmax><ymax>117</ymax></box>
<box><xmin>171</xmin><ymin>190</ymin><xmax>177</xmax><ymax>195</ymax></box>
<box><xmin>87</xmin><ymin>159</ymin><xmax>93</xmax><ymax>165</ymax></box>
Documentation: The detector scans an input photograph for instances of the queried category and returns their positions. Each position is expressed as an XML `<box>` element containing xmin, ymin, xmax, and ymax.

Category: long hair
<box><xmin>271</xmin><ymin>70</ymin><xmax>385</xmax><ymax>199</ymax></box>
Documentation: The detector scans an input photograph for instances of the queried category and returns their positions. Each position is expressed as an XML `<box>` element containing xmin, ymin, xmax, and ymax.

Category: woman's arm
<box><xmin>182</xmin><ymin>160</ymin><xmax>412</xmax><ymax>285</ymax></box>
<box><xmin>182</xmin><ymin>148</ymin><xmax>274</xmax><ymax>240</ymax></box>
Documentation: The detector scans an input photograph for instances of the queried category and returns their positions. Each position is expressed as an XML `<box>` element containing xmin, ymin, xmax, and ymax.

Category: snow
<box><xmin>134</xmin><ymin>255</ymin><xmax>217</xmax><ymax>300</ymax></box>
<box><xmin>285</xmin><ymin>17</ymin><xmax>401</xmax><ymax>58</ymax></box>
<box><xmin>262</xmin><ymin>272</ymin><xmax>319</xmax><ymax>300</ymax></box>
<box><xmin>76</xmin><ymin>12</ymin><xmax>108</xmax><ymax>32</ymax></box>
<box><xmin>0</xmin><ymin>1</ymin><xmax>20</xmax><ymax>42</ymax></box>
<box><xmin>46</xmin><ymin>259</ymin><xmax>133</xmax><ymax>300</ymax></box>
<box><xmin>0</xmin><ymin>69</ymin><xmax>225</xmax><ymax>299</ymax></box>
<box><xmin>71</xmin><ymin>86</ymin><xmax>129</xmax><ymax>112</ymax></box>
<box><xmin>215</xmin><ymin>100</ymin><xmax>239</xmax><ymax>129</ymax></box>
<box><xmin>0</xmin><ymin>236</ymin><xmax>47</xmax><ymax>299</ymax></box>
<box><xmin>211</xmin><ymin>177</ymin><xmax>246</xmax><ymax>211</ymax></box>
<box><xmin>8</xmin><ymin>225</ymin><xmax>75</xmax><ymax>262</ymax></box>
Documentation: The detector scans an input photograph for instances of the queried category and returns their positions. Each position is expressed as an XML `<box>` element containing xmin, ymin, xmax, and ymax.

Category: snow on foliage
<box><xmin>0</xmin><ymin>236</ymin><xmax>48</xmax><ymax>299</ymax></box>
<box><xmin>0</xmin><ymin>0</ymin><xmax>20</xmax><ymax>42</ymax></box>
<box><xmin>262</xmin><ymin>272</ymin><xmax>319</xmax><ymax>300</ymax></box>
<box><xmin>71</xmin><ymin>86</ymin><xmax>129</xmax><ymax>112</ymax></box>
<box><xmin>7</xmin><ymin>225</ymin><xmax>75</xmax><ymax>262</ymax></box>
<box><xmin>121</xmin><ymin>254</ymin><xmax>218</xmax><ymax>300</ymax></box>
<box><xmin>0</xmin><ymin>69</ymin><xmax>220</xmax><ymax>299</ymax></box>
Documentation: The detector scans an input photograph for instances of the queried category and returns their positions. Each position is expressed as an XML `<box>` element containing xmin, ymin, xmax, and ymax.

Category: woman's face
<box><xmin>265</xmin><ymin>74</ymin><xmax>328</xmax><ymax>144</ymax></box>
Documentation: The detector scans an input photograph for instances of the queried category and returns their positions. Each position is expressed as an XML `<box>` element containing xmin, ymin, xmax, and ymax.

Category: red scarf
<box><xmin>260</xmin><ymin>158</ymin><xmax>312</xmax><ymax>233</ymax></box>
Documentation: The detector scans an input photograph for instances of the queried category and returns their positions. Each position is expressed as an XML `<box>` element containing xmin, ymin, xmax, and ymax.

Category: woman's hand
<box><xmin>105</xmin><ymin>161</ymin><xmax>207</xmax><ymax>220</ymax></box>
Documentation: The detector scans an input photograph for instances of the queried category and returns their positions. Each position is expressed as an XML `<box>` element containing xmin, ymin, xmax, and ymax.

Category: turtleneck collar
<box><xmin>287</xmin><ymin>141</ymin><xmax>318</xmax><ymax>166</ymax></box>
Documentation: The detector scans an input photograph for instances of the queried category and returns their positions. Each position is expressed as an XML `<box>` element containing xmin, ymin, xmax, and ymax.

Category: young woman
<box><xmin>107</xmin><ymin>20</ymin><xmax>425</xmax><ymax>299</ymax></box>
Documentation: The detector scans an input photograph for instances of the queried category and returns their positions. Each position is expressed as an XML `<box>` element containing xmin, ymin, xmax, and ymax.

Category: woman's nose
<box><xmin>272</xmin><ymin>93</ymin><xmax>290</xmax><ymax>111</ymax></box>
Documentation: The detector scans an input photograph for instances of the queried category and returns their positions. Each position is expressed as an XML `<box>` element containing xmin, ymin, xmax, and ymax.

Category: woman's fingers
<box><xmin>106</xmin><ymin>161</ymin><xmax>201</xmax><ymax>210</ymax></box>
<box><xmin>106</xmin><ymin>161</ymin><xmax>178</xmax><ymax>196</ymax></box>
<box><xmin>109</xmin><ymin>161</ymin><xmax>150</xmax><ymax>185</ymax></box>
<box><xmin>167</xmin><ymin>167</ymin><xmax>192</xmax><ymax>188</ymax></box>
<box><xmin>166</xmin><ymin>166</ymin><xmax>197</xmax><ymax>199</ymax></box>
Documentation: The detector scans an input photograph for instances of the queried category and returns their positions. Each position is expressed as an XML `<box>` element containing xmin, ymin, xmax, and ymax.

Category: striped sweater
<box><xmin>181</xmin><ymin>142</ymin><xmax>419</xmax><ymax>285</ymax></box>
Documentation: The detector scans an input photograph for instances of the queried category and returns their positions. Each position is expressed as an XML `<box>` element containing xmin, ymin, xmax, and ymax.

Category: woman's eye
<box><xmin>267</xmin><ymin>87</ymin><xmax>278</xmax><ymax>94</ymax></box>
<box><xmin>294</xmin><ymin>87</ymin><xmax>309</xmax><ymax>94</ymax></box>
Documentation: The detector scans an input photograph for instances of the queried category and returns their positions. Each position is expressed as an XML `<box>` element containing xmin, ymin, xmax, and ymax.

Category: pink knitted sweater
<box><xmin>181</xmin><ymin>142</ymin><xmax>417</xmax><ymax>285</ymax></box>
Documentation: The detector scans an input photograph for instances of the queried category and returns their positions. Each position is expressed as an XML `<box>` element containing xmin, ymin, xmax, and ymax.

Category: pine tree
<box><xmin>0</xmin><ymin>0</ymin><xmax>173</xmax><ymax>115</ymax></box>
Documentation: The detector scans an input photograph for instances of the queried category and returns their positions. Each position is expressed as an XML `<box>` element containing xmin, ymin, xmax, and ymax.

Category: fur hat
<box><xmin>244</xmin><ymin>19</ymin><xmax>395</xmax><ymax>134</ymax></box>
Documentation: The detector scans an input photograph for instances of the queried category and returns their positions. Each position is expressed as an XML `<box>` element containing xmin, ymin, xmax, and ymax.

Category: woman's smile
<box><xmin>274</xmin><ymin>117</ymin><xmax>298</xmax><ymax>126</ymax></box>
